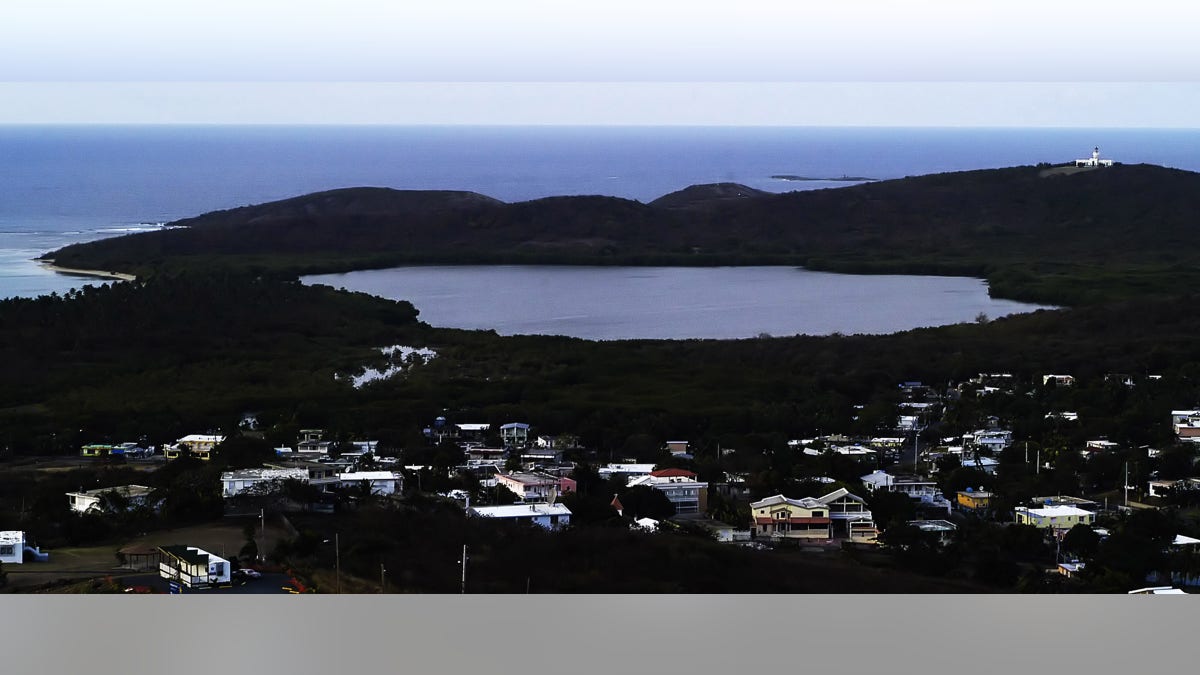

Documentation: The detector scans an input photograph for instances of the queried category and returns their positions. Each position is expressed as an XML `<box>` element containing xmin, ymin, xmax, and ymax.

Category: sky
<box><xmin>1</xmin><ymin>0</ymin><xmax>1198</xmax><ymax>126</ymax></box>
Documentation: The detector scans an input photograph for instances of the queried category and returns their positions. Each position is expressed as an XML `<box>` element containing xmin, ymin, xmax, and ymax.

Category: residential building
<box><xmin>465</xmin><ymin>446</ymin><xmax>506</xmax><ymax>463</ymax></box>
<box><xmin>265</xmin><ymin>459</ymin><xmax>340</xmax><ymax>492</ymax></box>
<box><xmin>598</xmin><ymin>463</ymin><xmax>657</xmax><ymax>483</ymax></box>
<box><xmin>338</xmin><ymin>471</ymin><xmax>404</xmax><ymax>495</ymax></box>
<box><xmin>956</xmin><ymin>489</ymin><xmax>994</xmax><ymax>511</ymax></box>
<box><xmin>1058</xmin><ymin>562</ymin><xmax>1086</xmax><ymax>578</ymax></box>
<box><xmin>1042</xmin><ymin>374</ymin><xmax>1076</xmax><ymax>387</ymax></box>
<box><xmin>500</xmin><ymin>422</ymin><xmax>530</xmax><ymax>448</ymax></box>
<box><xmin>66</xmin><ymin>485</ymin><xmax>154</xmax><ymax>514</ymax></box>
<box><xmin>455</xmin><ymin>423</ymin><xmax>491</xmax><ymax>442</ymax></box>
<box><xmin>157</xmin><ymin>545</ymin><xmax>231</xmax><ymax>589</ymax></box>
<box><xmin>750</xmin><ymin>494</ymin><xmax>832</xmax><ymax>540</ymax></box>
<box><xmin>535</xmin><ymin>434</ymin><xmax>579</xmax><ymax>450</ymax></box>
<box><xmin>1014</xmin><ymin>505</ymin><xmax>1097</xmax><ymax>531</ymax></box>
<box><xmin>815</xmin><ymin>488</ymin><xmax>877</xmax><ymax>541</ymax></box>
<box><xmin>958</xmin><ymin>454</ymin><xmax>1000</xmax><ymax>475</ymax></box>
<box><xmin>860</xmin><ymin>470</ymin><xmax>952</xmax><ymax>514</ymax></box>
<box><xmin>165</xmin><ymin>434</ymin><xmax>225</xmax><ymax>461</ymax></box>
<box><xmin>1030</xmin><ymin>495</ymin><xmax>1100</xmax><ymax>510</ymax></box>
<box><xmin>80</xmin><ymin>444</ymin><xmax>115</xmax><ymax>458</ymax></box>
<box><xmin>517</xmin><ymin>447</ymin><xmax>563</xmax><ymax>466</ymax></box>
<box><xmin>221</xmin><ymin>468</ymin><xmax>309</xmax><ymax>498</ymax></box>
<box><xmin>627</xmin><ymin>469</ymin><xmax>708</xmax><ymax>515</ymax></box>
<box><xmin>469</xmin><ymin>503</ymin><xmax>572</xmax><ymax>530</ymax></box>
<box><xmin>689</xmin><ymin>519</ymin><xmax>740</xmax><ymax>542</ymax></box>
<box><xmin>0</xmin><ymin>531</ymin><xmax>24</xmax><ymax>564</ymax></box>
<box><xmin>297</xmin><ymin>429</ymin><xmax>333</xmax><ymax>455</ymax></box>
<box><xmin>665</xmin><ymin>440</ymin><xmax>690</xmax><ymax>456</ymax></box>
<box><xmin>908</xmin><ymin>520</ymin><xmax>958</xmax><ymax>546</ymax></box>
<box><xmin>1085</xmin><ymin>439</ymin><xmax>1120</xmax><ymax>453</ymax></box>
<box><xmin>968</xmin><ymin>429</ymin><xmax>1012</xmax><ymax>453</ymax></box>
<box><xmin>1148</xmin><ymin>478</ymin><xmax>1200</xmax><ymax>498</ymax></box>
<box><xmin>1172</xmin><ymin>410</ymin><xmax>1200</xmax><ymax>442</ymax></box>
<box><xmin>496</xmin><ymin>472</ymin><xmax>577</xmax><ymax>501</ymax></box>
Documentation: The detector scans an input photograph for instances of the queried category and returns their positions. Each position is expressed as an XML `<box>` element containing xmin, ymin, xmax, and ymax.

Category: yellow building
<box><xmin>80</xmin><ymin>444</ymin><xmax>114</xmax><ymax>457</ymax></box>
<box><xmin>750</xmin><ymin>494</ymin><xmax>831</xmax><ymax>540</ymax></box>
<box><xmin>956</xmin><ymin>490</ymin><xmax>994</xmax><ymax>511</ymax></box>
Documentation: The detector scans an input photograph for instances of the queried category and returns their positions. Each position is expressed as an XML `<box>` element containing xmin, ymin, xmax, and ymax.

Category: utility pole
<box><xmin>380</xmin><ymin>562</ymin><xmax>387</xmax><ymax>593</ymax></box>
<box><xmin>335</xmin><ymin>532</ymin><xmax>341</xmax><ymax>595</ymax></box>
<box><xmin>460</xmin><ymin>544</ymin><xmax>468</xmax><ymax>594</ymax></box>
<box><xmin>1124</xmin><ymin>462</ymin><xmax>1130</xmax><ymax>507</ymax></box>
<box><xmin>259</xmin><ymin>508</ymin><xmax>265</xmax><ymax>561</ymax></box>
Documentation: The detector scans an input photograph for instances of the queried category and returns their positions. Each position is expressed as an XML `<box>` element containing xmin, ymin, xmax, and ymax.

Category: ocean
<box><xmin>2</xmin><ymin>125</ymin><xmax>1199</xmax><ymax>299</ymax></box>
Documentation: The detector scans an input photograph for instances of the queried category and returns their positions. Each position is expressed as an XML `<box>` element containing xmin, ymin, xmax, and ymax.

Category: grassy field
<box><xmin>3</xmin><ymin>518</ymin><xmax>293</xmax><ymax>592</ymax></box>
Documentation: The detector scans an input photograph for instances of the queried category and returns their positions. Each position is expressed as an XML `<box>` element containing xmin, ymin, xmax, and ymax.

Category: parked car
<box><xmin>233</xmin><ymin>568</ymin><xmax>262</xmax><ymax>580</ymax></box>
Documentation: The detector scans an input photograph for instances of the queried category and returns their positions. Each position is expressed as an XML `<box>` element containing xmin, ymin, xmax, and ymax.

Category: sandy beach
<box><xmin>37</xmin><ymin>260</ymin><xmax>137</xmax><ymax>282</ymax></box>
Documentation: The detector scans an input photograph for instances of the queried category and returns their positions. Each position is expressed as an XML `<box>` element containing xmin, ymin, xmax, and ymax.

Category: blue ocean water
<box><xmin>2</xmin><ymin>125</ymin><xmax>1199</xmax><ymax>299</ymax></box>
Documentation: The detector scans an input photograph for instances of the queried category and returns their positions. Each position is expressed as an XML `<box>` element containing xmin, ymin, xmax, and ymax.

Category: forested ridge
<box><xmin>45</xmin><ymin>163</ymin><xmax>1200</xmax><ymax>305</ymax></box>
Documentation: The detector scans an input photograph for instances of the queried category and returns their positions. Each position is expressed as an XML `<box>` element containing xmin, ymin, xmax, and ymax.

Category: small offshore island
<box><xmin>5</xmin><ymin>155</ymin><xmax>1200</xmax><ymax>594</ymax></box>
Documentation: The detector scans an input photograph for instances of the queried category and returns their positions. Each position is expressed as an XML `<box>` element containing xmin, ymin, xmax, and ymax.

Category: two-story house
<box><xmin>626</xmin><ymin>469</ymin><xmax>707</xmax><ymax>515</ymax></box>
<box><xmin>749</xmin><ymin>495</ymin><xmax>832</xmax><ymax>540</ymax></box>
<box><xmin>496</xmin><ymin>472</ymin><xmax>577</xmax><ymax>502</ymax></box>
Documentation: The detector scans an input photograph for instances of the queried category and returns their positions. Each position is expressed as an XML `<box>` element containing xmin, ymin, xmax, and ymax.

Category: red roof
<box><xmin>650</xmin><ymin>468</ymin><xmax>697</xmax><ymax>478</ymax></box>
<box><xmin>611</xmin><ymin>495</ymin><xmax>624</xmax><ymax>510</ymax></box>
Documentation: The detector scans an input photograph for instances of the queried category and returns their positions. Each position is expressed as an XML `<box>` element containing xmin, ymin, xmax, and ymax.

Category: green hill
<box><xmin>44</xmin><ymin>164</ymin><xmax>1200</xmax><ymax>305</ymax></box>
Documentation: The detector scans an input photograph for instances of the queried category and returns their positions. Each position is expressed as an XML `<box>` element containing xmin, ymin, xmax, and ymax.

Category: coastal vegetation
<box><xmin>8</xmin><ymin>163</ymin><xmax>1200</xmax><ymax>592</ymax></box>
<box><xmin>44</xmin><ymin>163</ymin><xmax>1200</xmax><ymax>306</ymax></box>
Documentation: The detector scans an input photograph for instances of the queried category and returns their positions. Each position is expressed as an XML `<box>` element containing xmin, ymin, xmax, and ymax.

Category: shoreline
<box><xmin>37</xmin><ymin>260</ymin><xmax>137</xmax><ymax>282</ymax></box>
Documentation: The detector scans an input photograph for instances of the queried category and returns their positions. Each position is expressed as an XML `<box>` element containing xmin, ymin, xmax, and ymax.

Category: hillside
<box><xmin>44</xmin><ymin>164</ymin><xmax>1200</xmax><ymax>305</ymax></box>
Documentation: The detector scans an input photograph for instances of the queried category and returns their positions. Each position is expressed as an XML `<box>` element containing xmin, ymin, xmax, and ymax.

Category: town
<box><xmin>3</xmin><ymin>365</ymin><xmax>1198</xmax><ymax>594</ymax></box>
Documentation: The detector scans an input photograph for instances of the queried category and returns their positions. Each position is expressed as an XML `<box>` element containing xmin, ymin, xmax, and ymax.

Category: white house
<box><xmin>1074</xmin><ymin>147</ymin><xmax>1115</xmax><ymax>167</ymax></box>
<box><xmin>0</xmin><ymin>531</ymin><xmax>24</xmax><ymax>564</ymax></box>
<box><xmin>221</xmin><ymin>468</ymin><xmax>310</xmax><ymax>497</ymax></box>
<box><xmin>860</xmin><ymin>470</ymin><xmax>952</xmax><ymax>514</ymax></box>
<box><xmin>66</xmin><ymin>485</ymin><xmax>155</xmax><ymax>513</ymax></box>
<box><xmin>1042</xmin><ymin>374</ymin><xmax>1075</xmax><ymax>387</ymax></box>
<box><xmin>1014</xmin><ymin>505</ymin><xmax>1096</xmax><ymax>531</ymax></box>
<box><xmin>338</xmin><ymin>471</ymin><xmax>404</xmax><ymax>495</ymax></box>
<box><xmin>164</xmin><ymin>434</ymin><xmax>225</xmax><ymax>460</ymax></box>
<box><xmin>816</xmin><ymin>487</ymin><xmax>878</xmax><ymax>540</ymax></box>
<box><xmin>469</xmin><ymin>503</ymin><xmax>572</xmax><ymax>530</ymax></box>
<box><xmin>598</xmin><ymin>463</ymin><xmax>657</xmax><ymax>483</ymax></box>
<box><xmin>157</xmin><ymin>545</ymin><xmax>231</xmax><ymax>588</ymax></box>
<box><xmin>626</xmin><ymin>469</ymin><xmax>708</xmax><ymax>515</ymax></box>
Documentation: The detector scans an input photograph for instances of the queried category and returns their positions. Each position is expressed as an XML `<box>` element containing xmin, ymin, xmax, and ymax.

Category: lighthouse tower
<box><xmin>1075</xmin><ymin>146</ymin><xmax>1115</xmax><ymax>168</ymax></box>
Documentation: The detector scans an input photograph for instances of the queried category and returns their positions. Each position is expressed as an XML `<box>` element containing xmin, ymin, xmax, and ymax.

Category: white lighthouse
<box><xmin>1075</xmin><ymin>146</ymin><xmax>1114</xmax><ymax>168</ymax></box>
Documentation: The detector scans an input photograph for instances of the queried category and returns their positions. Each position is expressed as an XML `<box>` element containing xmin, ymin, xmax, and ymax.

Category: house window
<box><xmin>811</xmin><ymin>511</ymin><xmax>824</xmax><ymax>518</ymax></box>
<box><xmin>0</xmin><ymin>545</ymin><xmax>13</xmax><ymax>556</ymax></box>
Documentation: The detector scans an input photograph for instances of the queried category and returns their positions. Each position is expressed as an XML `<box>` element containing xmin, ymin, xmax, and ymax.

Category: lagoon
<box><xmin>303</xmin><ymin>266</ymin><xmax>1055</xmax><ymax>340</ymax></box>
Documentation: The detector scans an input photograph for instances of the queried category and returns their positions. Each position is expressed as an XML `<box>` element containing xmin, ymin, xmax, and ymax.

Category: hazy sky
<box><xmin>2</xmin><ymin>0</ymin><xmax>1197</xmax><ymax>126</ymax></box>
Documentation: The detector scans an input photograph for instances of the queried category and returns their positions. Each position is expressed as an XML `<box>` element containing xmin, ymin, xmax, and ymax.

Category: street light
<box><xmin>322</xmin><ymin>534</ymin><xmax>341</xmax><ymax>594</ymax></box>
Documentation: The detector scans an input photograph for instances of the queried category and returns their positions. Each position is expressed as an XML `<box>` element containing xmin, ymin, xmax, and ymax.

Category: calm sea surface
<box><xmin>1</xmin><ymin>125</ymin><xmax>1194</xmax><ymax>332</ymax></box>
<box><xmin>303</xmin><ymin>266</ymin><xmax>1055</xmax><ymax>340</ymax></box>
